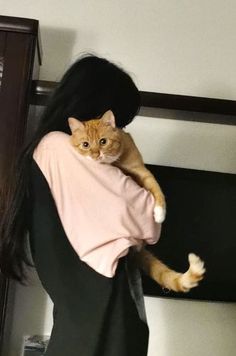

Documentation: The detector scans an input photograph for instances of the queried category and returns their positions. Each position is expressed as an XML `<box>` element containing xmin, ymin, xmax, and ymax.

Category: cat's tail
<box><xmin>135</xmin><ymin>249</ymin><xmax>205</xmax><ymax>293</ymax></box>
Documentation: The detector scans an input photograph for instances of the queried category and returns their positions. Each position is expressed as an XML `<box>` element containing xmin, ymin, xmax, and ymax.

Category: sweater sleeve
<box><xmin>121</xmin><ymin>173</ymin><xmax>161</xmax><ymax>245</ymax></box>
<box><xmin>32</xmin><ymin>132</ymin><xmax>161</xmax><ymax>277</ymax></box>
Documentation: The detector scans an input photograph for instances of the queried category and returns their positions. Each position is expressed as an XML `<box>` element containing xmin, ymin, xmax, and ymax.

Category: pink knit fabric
<box><xmin>33</xmin><ymin>132</ymin><xmax>161</xmax><ymax>277</ymax></box>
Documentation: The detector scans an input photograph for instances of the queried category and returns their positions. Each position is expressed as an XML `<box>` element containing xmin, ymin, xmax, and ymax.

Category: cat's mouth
<box><xmin>89</xmin><ymin>154</ymin><xmax>120</xmax><ymax>164</ymax></box>
<box><xmin>94</xmin><ymin>156</ymin><xmax>112</xmax><ymax>163</ymax></box>
<box><xmin>86</xmin><ymin>155</ymin><xmax>105</xmax><ymax>163</ymax></box>
<box><xmin>95</xmin><ymin>157</ymin><xmax>104</xmax><ymax>162</ymax></box>
<box><xmin>101</xmin><ymin>154</ymin><xmax>121</xmax><ymax>164</ymax></box>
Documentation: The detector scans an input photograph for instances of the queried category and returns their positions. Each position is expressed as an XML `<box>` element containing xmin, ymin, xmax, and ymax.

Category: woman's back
<box><xmin>29</xmin><ymin>153</ymin><xmax>149</xmax><ymax>356</ymax></box>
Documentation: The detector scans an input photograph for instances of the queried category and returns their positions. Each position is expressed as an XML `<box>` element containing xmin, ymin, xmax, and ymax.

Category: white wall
<box><xmin>1</xmin><ymin>0</ymin><xmax>236</xmax><ymax>99</ymax></box>
<box><xmin>1</xmin><ymin>1</ymin><xmax>236</xmax><ymax>356</ymax></box>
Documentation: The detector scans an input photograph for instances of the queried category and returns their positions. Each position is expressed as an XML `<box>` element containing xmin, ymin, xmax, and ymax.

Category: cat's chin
<box><xmin>95</xmin><ymin>154</ymin><xmax>121</xmax><ymax>164</ymax></box>
<box><xmin>87</xmin><ymin>156</ymin><xmax>115</xmax><ymax>164</ymax></box>
<box><xmin>102</xmin><ymin>157</ymin><xmax>119</xmax><ymax>164</ymax></box>
<box><xmin>86</xmin><ymin>153</ymin><xmax>121</xmax><ymax>164</ymax></box>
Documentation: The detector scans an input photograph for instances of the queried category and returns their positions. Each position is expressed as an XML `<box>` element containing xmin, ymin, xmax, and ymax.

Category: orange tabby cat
<box><xmin>69</xmin><ymin>110</ymin><xmax>166</xmax><ymax>222</ymax></box>
<box><xmin>68</xmin><ymin>111</ymin><xmax>205</xmax><ymax>292</ymax></box>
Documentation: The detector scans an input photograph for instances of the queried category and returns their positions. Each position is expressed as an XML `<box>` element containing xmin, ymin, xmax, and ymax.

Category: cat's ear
<box><xmin>68</xmin><ymin>117</ymin><xmax>85</xmax><ymax>133</ymax></box>
<box><xmin>101</xmin><ymin>110</ymin><xmax>116</xmax><ymax>128</ymax></box>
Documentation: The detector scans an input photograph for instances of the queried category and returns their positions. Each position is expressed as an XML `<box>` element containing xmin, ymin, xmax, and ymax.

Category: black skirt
<box><xmin>28</xmin><ymin>161</ymin><xmax>149</xmax><ymax>356</ymax></box>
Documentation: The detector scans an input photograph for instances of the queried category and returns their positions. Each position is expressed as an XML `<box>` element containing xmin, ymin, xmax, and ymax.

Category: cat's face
<box><xmin>68</xmin><ymin>111</ymin><xmax>123</xmax><ymax>164</ymax></box>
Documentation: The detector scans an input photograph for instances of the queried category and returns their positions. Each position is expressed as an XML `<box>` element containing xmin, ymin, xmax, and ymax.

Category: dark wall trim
<box><xmin>140</xmin><ymin>91</ymin><xmax>236</xmax><ymax>116</ymax></box>
<box><xmin>31</xmin><ymin>80</ymin><xmax>57</xmax><ymax>105</ymax></box>
<box><xmin>31</xmin><ymin>80</ymin><xmax>236</xmax><ymax>125</ymax></box>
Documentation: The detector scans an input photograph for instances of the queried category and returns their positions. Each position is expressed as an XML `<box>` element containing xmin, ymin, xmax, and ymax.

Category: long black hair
<box><xmin>0</xmin><ymin>54</ymin><xmax>140</xmax><ymax>282</ymax></box>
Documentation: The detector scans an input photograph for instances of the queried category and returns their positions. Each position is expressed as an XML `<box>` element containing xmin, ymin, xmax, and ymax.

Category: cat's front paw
<box><xmin>154</xmin><ymin>205</ymin><xmax>166</xmax><ymax>223</ymax></box>
<box><xmin>179</xmin><ymin>253</ymin><xmax>205</xmax><ymax>292</ymax></box>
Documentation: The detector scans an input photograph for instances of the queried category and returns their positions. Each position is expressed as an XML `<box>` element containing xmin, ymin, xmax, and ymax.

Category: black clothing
<box><xmin>28</xmin><ymin>161</ymin><xmax>149</xmax><ymax>356</ymax></box>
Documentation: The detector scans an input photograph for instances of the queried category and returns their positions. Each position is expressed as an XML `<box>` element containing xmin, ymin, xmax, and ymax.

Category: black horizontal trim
<box><xmin>141</xmin><ymin>91</ymin><xmax>236</xmax><ymax>116</ymax></box>
<box><xmin>31</xmin><ymin>80</ymin><xmax>236</xmax><ymax>125</ymax></box>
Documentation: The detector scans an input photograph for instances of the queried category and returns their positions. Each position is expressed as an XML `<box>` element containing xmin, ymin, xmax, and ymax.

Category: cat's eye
<box><xmin>82</xmin><ymin>141</ymin><xmax>90</xmax><ymax>148</ymax></box>
<box><xmin>99</xmin><ymin>138</ymin><xmax>107</xmax><ymax>146</ymax></box>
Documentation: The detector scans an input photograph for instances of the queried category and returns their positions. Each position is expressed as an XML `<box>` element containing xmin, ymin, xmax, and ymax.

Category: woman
<box><xmin>0</xmin><ymin>55</ymin><xmax>159</xmax><ymax>356</ymax></box>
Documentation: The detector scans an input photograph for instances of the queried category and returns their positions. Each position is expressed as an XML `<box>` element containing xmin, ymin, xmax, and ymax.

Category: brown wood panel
<box><xmin>0</xmin><ymin>32</ymin><xmax>6</xmax><ymax>56</ymax></box>
<box><xmin>0</xmin><ymin>278</ymin><xmax>8</xmax><ymax>352</ymax></box>
<box><xmin>0</xmin><ymin>30</ymin><xmax>7</xmax><ymax>352</ymax></box>
<box><xmin>0</xmin><ymin>15</ymin><xmax>38</xmax><ymax>35</ymax></box>
<box><xmin>0</xmin><ymin>22</ymin><xmax>40</xmax><ymax>354</ymax></box>
<box><xmin>0</xmin><ymin>32</ymin><xmax>36</xmax><ymax>189</ymax></box>
<box><xmin>0</xmin><ymin>32</ymin><xmax>6</xmax><ymax>91</ymax></box>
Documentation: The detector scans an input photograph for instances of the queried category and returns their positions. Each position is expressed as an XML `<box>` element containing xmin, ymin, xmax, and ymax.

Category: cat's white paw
<box><xmin>179</xmin><ymin>253</ymin><xmax>205</xmax><ymax>292</ymax></box>
<box><xmin>188</xmin><ymin>253</ymin><xmax>205</xmax><ymax>275</ymax></box>
<box><xmin>154</xmin><ymin>205</ymin><xmax>166</xmax><ymax>223</ymax></box>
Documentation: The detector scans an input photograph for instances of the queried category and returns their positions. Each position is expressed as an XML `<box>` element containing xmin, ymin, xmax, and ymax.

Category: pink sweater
<box><xmin>33</xmin><ymin>132</ymin><xmax>161</xmax><ymax>277</ymax></box>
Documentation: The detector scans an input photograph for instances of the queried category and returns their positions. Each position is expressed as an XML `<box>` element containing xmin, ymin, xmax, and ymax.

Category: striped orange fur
<box><xmin>68</xmin><ymin>111</ymin><xmax>205</xmax><ymax>292</ymax></box>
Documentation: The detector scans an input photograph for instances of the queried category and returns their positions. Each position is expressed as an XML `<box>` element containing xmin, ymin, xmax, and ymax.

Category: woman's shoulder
<box><xmin>36</xmin><ymin>131</ymin><xmax>71</xmax><ymax>151</ymax></box>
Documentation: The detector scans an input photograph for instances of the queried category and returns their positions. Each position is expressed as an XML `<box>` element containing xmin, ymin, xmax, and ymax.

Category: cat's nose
<box><xmin>92</xmin><ymin>152</ymin><xmax>100</xmax><ymax>160</ymax></box>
